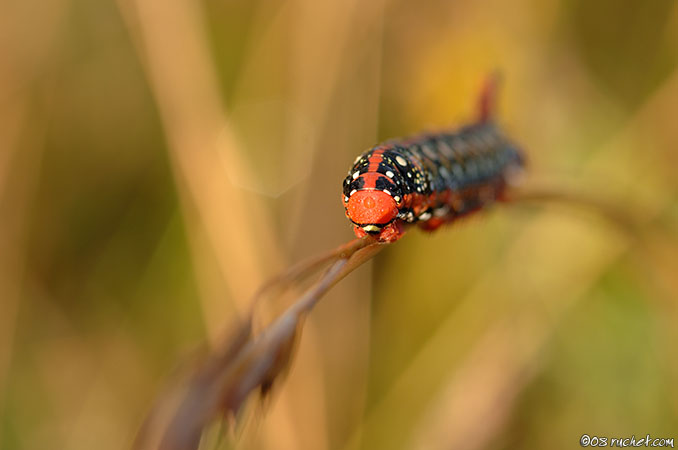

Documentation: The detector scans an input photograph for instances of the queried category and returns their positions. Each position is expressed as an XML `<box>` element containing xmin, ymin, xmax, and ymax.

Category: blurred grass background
<box><xmin>1</xmin><ymin>0</ymin><xmax>677</xmax><ymax>449</ymax></box>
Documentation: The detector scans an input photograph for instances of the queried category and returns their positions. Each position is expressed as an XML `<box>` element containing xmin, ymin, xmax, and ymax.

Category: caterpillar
<box><xmin>342</xmin><ymin>80</ymin><xmax>525</xmax><ymax>242</ymax></box>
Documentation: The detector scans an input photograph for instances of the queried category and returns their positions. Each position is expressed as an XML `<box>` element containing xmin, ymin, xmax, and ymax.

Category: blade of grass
<box><xmin>136</xmin><ymin>238</ymin><xmax>385</xmax><ymax>450</ymax></box>
<box><xmin>117</xmin><ymin>0</ymin><xmax>284</xmax><ymax>330</ymax></box>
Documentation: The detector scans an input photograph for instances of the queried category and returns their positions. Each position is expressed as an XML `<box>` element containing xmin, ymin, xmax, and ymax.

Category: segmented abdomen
<box><xmin>342</xmin><ymin>122</ymin><xmax>524</xmax><ymax>230</ymax></box>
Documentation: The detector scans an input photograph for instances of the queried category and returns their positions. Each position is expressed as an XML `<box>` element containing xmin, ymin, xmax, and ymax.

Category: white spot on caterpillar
<box><xmin>422</xmin><ymin>144</ymin><xmax>437</xmax><ymax>159</ymax></box>
<box><xmin>344</xmin><ymin>196</ymin><xmax>349</xmax><ymax>202</ymax></box>
<box><xmin>455</xmin><ymin>139</ymin><xmax>469</xmax><ymax>152</ymax></box>
<box><xmin>470</xmin><ymin>136</ymin><xmax>484</xmax><ymax>150</ymax></box>
<box><xmin>386</xmin><ymin>170</ymin><xmax>395</xmax><ymax>178</ymax></box>
<box><xmin>362</xmin><ymin>225</ymin><xmax>380</xmax><ymax>232</ymax></box>
<box><xmin>349</xmin><ymin>189</ymin><xmax>357</xmax><ymax>196</ymax></box>
<box><xmin>352</xmin><ymin>171</ymin><xmax>360</xmax><ymax>180</ymax></box>
<box><xmin>383</xmin><ymin>189</ymin><xmax>391</xmax><ymax>196</ymax></box>
<box><xmin>396</xmin><ymin>155</ymin><xmax>407</xmax><ymax>167</ymax></box>
<box><xmin>407</xmin><ymin>172</ymin><xmax>413</xmax><ymax>178</ymax></box>
<box><xmin>505</xmin><ymin>166</ymin><xmax>525</xmax><ymax>187</ymax></box>
<box><xmin>418</xmin><ymin>212</ymin><xmax>432</xmax><ymax>221</ymax></box>
<box><xmin>439</xmin><ymin>141</ymin><xmax>454</xmax><ymax>158</ymax></box>
<box><xmin>394</xmin><ymin>195</ymin><xmax>401</xmax><ymax>203</ymax></box>
<box><xmin>434</xmin><ymin>206</ymin><xmax>449</xmax><ymax>217</ymax></box>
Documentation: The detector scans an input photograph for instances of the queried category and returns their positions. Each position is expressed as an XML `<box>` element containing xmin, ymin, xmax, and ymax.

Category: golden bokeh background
<box><xmin>1</xmin><ymin>0</ymin><xmax>677</xmax><ymax>449</ymax></box>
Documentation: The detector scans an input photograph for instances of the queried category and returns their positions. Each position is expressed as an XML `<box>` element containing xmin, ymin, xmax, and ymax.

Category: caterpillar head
<box><xmin>344</xmin><ymin>190</ymin><xmax>401</xmax><ymax>241</ymax></box>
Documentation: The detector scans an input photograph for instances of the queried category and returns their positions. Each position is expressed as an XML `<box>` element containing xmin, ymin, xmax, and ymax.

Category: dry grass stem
<box><xmin>117</xmin><ymin>0</ymin><xmax>284</xmax><ymax>324</ymax></box>
<box><xmin>135</xmin><ymin>237</ymin><xmax>384</xmax><ymax>450</ymax></box>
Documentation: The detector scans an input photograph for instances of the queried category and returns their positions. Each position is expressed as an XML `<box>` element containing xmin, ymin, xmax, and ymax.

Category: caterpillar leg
<box><xmin>418</xmin><ymin>217</ymin><xmax>445</xmax><ymax>232</ymax></box>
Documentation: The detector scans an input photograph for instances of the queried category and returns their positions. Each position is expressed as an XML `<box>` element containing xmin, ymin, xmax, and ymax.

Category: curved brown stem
<box><xmin>506</xmin><ymin>185</ymin><xmax>645</xmax><ymax>236</ymax></box>
<box><xmin>250</xmin><ymin>236</ymin><xmax>378</xmax><ymax>306</ymax></box>
<box><xmin>135</xmin><ymin>237</ymin><xmax>387</xmax><ymax>450</ymax></box>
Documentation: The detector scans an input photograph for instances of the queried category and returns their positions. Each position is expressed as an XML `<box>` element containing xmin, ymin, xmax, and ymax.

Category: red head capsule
<box><xmin>346</xmin><ymin>190</ymin><xmax>398</xmax><ymax>232</ymax></box>
<box><xmin>345</xmin><ymin>189</ymin><xmax>403</xmax><ymax>242</ymax></box>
